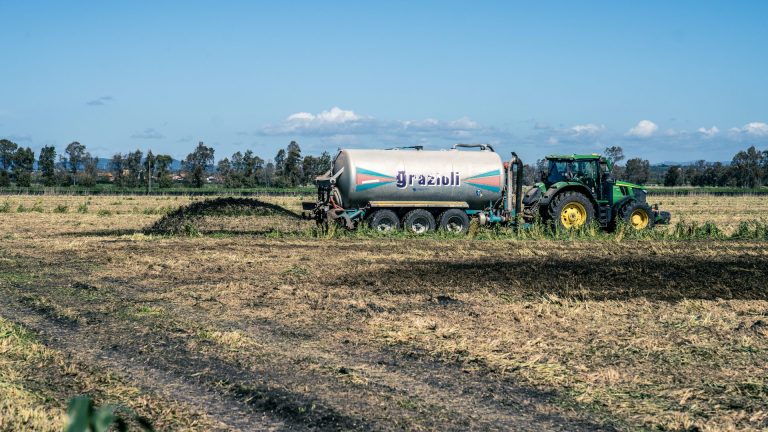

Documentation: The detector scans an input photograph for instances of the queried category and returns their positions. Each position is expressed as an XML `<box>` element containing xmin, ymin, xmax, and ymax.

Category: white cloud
<box><xmin>729</xmin><ymin>122</ymin><xmax>768</xmax><ymax>137</ymax></box>
<box><xmin>260</xmin><ymin>107</ymin><xmax>484</xmax><ymax>139</ymax></box>
<box><xmin>286</xmin><ymin>112</ymin><xmax>316</xmax><ymax>122</ymax></box>
<box><xmin>697</xmin><ymin>126</ymin><xmax>719</xmax><ymax>138</ymax></box>
<box><xmin>626</xmin><ymin>120</ymin><xmax>659</xmax><ymax>138</ymax></box>
<box><xmin>287</xmin><ymin>107</ymin><xmax>361</xmax><ymax>124</ymax></box>
<box><xmin>569</xmin><ymin>123</ymin><xmax>604</xmax><ymax>135</ymax></box>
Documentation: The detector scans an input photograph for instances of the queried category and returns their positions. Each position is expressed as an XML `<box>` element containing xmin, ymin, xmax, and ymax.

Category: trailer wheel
<box><xmin>402</xmin><ymin>209</ymin><xmax>436</xmax><ymax>234</ymax></box>
<box><xmin>368</xmin><ymin>209</ymin><xmax>400</xmax><ymax>232</ymax></box>
<box><xmin>438</xmin><ymin>209</ymin><xmax>470</xmax><ymax>233</ymax></box>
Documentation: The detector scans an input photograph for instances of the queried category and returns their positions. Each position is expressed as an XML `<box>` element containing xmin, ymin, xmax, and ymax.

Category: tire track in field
<box><xmin>0</xmin><ymin>276</ymin><xmax>611</xmax><ymax>431</ymax></box>
<box><xmin>0</xmin><ymin>300</ymin><xmax>286</xmax><ymax>432</ymax></box>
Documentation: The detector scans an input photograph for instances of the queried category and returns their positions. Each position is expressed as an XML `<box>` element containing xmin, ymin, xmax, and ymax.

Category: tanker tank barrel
<box><xmin>307</xmin><ymin>145</ymin><xmax>515</xmax><ymax>232</ymax></box>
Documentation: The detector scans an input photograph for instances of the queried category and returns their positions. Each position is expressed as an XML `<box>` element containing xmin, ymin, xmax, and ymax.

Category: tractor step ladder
<box><xmin>598</xmin><ymin>205</ymin><xmax>612</xmax><ymax>226</ymax></box>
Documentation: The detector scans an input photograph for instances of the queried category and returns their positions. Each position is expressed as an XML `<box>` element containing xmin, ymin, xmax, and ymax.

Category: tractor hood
<box><xmin>615</xmin><ymin>180</ymin><xmax>645</xmax><ymax>190</ymax></box>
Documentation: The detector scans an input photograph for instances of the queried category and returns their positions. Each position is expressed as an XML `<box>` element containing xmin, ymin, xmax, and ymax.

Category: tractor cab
<box><xmin>524</xmin><ymin>153</ymin><xmax>670</xmax><ymax>230</ymax></box>
<box><xmin>540</xmin><ymin>154</ymin><xmax>611</xmax><ymax>201</ymax></box>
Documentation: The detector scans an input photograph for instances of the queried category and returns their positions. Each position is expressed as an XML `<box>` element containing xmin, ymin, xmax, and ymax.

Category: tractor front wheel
<box><xmin>619</xmin><ymin>201</ymin><xmax>655</xmax><ymax>230</ymax></box>
<box><xmin>548</xmin><ymin>191</ymin><xmax>595</xmax><ymax>230</ymax></box>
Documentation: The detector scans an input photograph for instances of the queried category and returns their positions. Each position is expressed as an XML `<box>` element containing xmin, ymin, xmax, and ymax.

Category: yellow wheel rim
<box><xmin>560</xmin><ymin>202</ymin><xmax>587</xmax><ymax>228</ymax></box>
<box><xmin>630</xmin><ymin>209</ymin><xmax>649</xmax><ymax>229</ymax></box>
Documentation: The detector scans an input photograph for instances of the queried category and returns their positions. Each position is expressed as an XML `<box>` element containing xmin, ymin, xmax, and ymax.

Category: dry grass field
<box><xmin>1</xmin><ymin>194</ymin><xmax>767</xmax><ymax>431</ymax></box>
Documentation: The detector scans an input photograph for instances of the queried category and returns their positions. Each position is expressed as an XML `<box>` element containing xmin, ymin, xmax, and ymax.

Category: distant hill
<box><xmin>656</xmin><ymin>161</ymin><xmax>730</xmax><ymax>167</ymax></box>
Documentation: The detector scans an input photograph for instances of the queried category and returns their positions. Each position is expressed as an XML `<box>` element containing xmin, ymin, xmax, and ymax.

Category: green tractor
<box><xmin>522</xmin><ymin>154</ymin><xmax>671</xmax><ymax>230</ymax></box>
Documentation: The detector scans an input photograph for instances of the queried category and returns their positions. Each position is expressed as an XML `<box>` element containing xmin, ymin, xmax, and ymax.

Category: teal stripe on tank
<box><xmin>464</xmin><ymin>169</ymin><xmax>500</xmax><ymax>180</ymax></box>
<box><xmin>466</xmin><ymin>182</ymin><xmax>500</xmax><ymax>192</ymax></box>
<box><xmin>356</xmin><ymin>167</ymin><xmax>395</xmax><ymax>179</ymax></box>
<box><xmin>356</xmin><ymin>181</ymin><xmax>394</xmax><ymax>191</ymax></box>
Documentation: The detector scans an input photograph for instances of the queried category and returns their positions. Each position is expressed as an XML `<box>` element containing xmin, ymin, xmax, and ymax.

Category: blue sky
<box><xmin>1</xmin><ymin>1</ymin><xmax>767</xmax><ymax>163</ymax></box>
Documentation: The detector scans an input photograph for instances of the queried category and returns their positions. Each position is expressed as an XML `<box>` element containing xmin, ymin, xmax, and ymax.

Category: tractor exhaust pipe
<box><xmin>506</xmin><ymin>152</ymin><xmax>524</xmax><ymax>224</ymax></box>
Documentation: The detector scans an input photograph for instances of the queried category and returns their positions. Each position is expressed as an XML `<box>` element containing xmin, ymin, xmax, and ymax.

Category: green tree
<box><xmin>154</xmin><ymin>154</ymin><xmax>174</xmax><ymax>188</ymax></box>
<box><xmin>110</xmin><ymin>154</ymin><xmax>125</xmax><ymax>186</ymax></box>
<box><xmin>65</xmin><ymin>141</ymin><xmax>86</xmax><ymax>176</ymax></box>
<box><xmin>604</xmin><ymin>146</ymin><xmax>625</xmax><ymax>177</ymax></box>
<box><xmin>301</xmin><ymin>155</ymin><xmax>318</xmax><ymax>185</ymax></box>
<box><xmin>762</xmin><ymin>150</ymin><xmax>768</xmax><ymax>186</ymax></box>
<box><xmin>274</xmin><ymin>149</ymin><xmax>286</xmax><ymax>173</ymax></box>
<box><xmin>0</xmin><ymin>139</ymin><xmax>18</xmax><ymax>171</ymax></box>
<box><xmin>144</xmin><ymin>150</ymin><xmax>155</xmax><ymax>192</ymax></box>
<box><xmin>318</xmin><ymin>151</ymin><xmax>332</xmax><ymax>173</ymax></box>
<box><xmin>0</xmin><ymin>139</ymin><xmax>18</xmax><ymax>186</ymax></box>
<box><xmin>39</xmin><ymin>145</ymin><xmax>57</xmax><ymax>186</ymax></box>
<box><xmin>603</xmin><ymin>146</ymin><xmax>625</xmax><ymax>165</ymax></box>
<box><xmin>217</xmin><ymin>157</ymin><xmax>234</xmax><ymax>187</ymax></box>
<box><xmin>731</xmin><ymin>146</ymin><xmax>762</xmax><ymax>188</ymax></box>
<box><xmin>242</xmin><ymin>150</ymin><xmax>264</xmax><ymax>187</ymax></box>
<box><xmin>13</xmin><ymin>147</ymin><xmax>35</xmax><ymax>187</ymax></box>
<box><xmin>251</xmin><ymin>154</ymin><xmax>265</xmax><ymax>186</ymax></box>
<box><xmin>663</xmin><ymin>165</ymin><xmax>683</xmax><ymax>187</ymax></box>
<box><xmin>183</xmin><ymin>141</ymin><xmax>214</xmax><ymax>187</ymax></box>
<box><xmin>264</xmin><ymin>161</ymin><xmax>275</xmax><ymax>186</ymax></box>
<box><xmin>79</xmin><ymin>153</ymin><xmax>99</xmax><ymax>187</ymax></box>
<box><xmin>624</xmin><ymin>158</ymin><xmax>650</xmax><ymax>184</ymax></box>
<box><xmin>283</xmin><ymin>141</ymin><xmax>303</xmax><ymax>186</ymax></box>
<box><xmin>300</xmin><ymin>150</ymin><xmax>333</xmax><ymax>185</ymax></box>
<box><xmin>124</xmin><ymin>150</ymin><xmax>144</xmax><ymax>187</ymax></box>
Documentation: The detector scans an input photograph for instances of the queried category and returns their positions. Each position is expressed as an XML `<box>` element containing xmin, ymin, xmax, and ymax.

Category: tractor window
<box><xmin>575</xmin><ymin>161</ymin><xmax>597</xmax><ymax>180</ymax></box>
<box><xmin>547</xmin><ymin>160</ymin><xmax>574</xmax><ymax>183</ymax></box>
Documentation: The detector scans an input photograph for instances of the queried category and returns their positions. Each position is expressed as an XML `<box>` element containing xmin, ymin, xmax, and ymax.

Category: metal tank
<box><xmin>332</xmin><ymin>146</ymin><xmax>504</xmax><ymax>210</ymax></box>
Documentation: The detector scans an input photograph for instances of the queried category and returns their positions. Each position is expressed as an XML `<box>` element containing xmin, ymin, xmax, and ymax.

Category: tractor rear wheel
<box><xmin>368</xmin><ymin>209</ymin><xmax>400</xmax><ymax>232</ymax></box>
<box><xmin>619</xmin><ymin>201</ymin><xmax>655</xmax><ymax>230</ymax></box>
<box><xmin>402</xmin><ymin>209</ymin><xmax>436</xmax><ymax>234</ymax></box>
<box><xmin>437</xmin><ymin>209</ymin><xmax>470</xmax><ymax>233</ymax></box>
<box><xmin>548</xmin><ymin>191</ymin><xmax>594</xmax><ymax>230</ymax></box>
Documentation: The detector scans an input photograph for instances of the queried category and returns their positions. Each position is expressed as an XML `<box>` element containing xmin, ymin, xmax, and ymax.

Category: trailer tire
<box><xmin>402</xmin><ymin>209</ymin><xmax>436</xmax><ymax>234</ymax></box>
<box><xmin>368</xmin><ymin>209</ymin><xmax>400</xmax><ymax>232</ymax></box>
<box><xmin>437</xmin><ymin>209</ymin><xmax>470</xmax><ymax>233</ymax></box>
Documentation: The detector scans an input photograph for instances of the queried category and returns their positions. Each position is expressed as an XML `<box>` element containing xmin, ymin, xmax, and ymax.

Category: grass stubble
<box><xmin>0</xmin><ymin>194</ymin><xmax>766</xmax><ymax>431</ymax></box>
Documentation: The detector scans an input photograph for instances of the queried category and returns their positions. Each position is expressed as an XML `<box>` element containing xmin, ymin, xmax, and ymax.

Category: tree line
<box><xmin>662</xmin><ymin>146</ymin><xmax>768</xmax><ymax>187</ymax></box>
<box><xmin>0</xmin><ymin>138</ymin><xmax>331</xmax><ymax>189</ymax></box>
<box><xmin>1</xmin><ymin>137</ymin><xmax>766</xmax><ymax>189</ymax></box>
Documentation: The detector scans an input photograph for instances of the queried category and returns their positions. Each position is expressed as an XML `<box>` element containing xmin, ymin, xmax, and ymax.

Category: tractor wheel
<box><xmin>619</xmin><ymin>201</ymin><xmax>655</xmax><ymax>230</ymax></box>
<box><xmin>437</xmin><ymin>209</ymin><xmax>470</xmax><ymax>233</ymax></box>
<box><xmin>402</xmin><ymin>209</ymin><xmax>436</xmax><ymax>234</ymax></box>
<box><xmin>368</xmin><ymin>209</ymin><xmax>400</xmax><ymax>232</ymax></box>
<box><xmin>548</xmin><ymin>191</ymin><xmax>594</xmax><ymax>230</ymax></box>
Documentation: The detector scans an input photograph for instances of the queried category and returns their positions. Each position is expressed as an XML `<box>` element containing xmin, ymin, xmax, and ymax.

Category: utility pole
<box><xmin>146</xmin><ymin>150</ymin><xmax>152</xmax><ymax>194</ymax></box>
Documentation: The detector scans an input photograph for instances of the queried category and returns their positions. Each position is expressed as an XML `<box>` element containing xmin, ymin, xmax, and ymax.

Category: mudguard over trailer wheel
<box><xmin>368</xmin><ymin>209</ymin><xmax>400</xmax><ymax>232</ymax></box>
<box><xmin>402</xmin><ymin>209</ymin><xmax>436</xmax><ymax>234</ymax></box>
<box><xmin>438</xmin><ymin>209</ymin><xmax>470</xmax><ymax>233</ymax></box>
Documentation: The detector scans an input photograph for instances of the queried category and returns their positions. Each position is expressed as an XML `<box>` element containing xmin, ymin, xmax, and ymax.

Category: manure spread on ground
<box><xmin>144</xmin><ymin>197</ymin><xmax>303</xmax><ymax>235</ymax></box>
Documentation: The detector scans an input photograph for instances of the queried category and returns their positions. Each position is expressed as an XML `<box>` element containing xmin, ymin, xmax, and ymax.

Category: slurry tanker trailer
<box><xmin>303</xmin><ymin>144</ymin><xmax>670</xmax><ymax>233</ymax></box>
